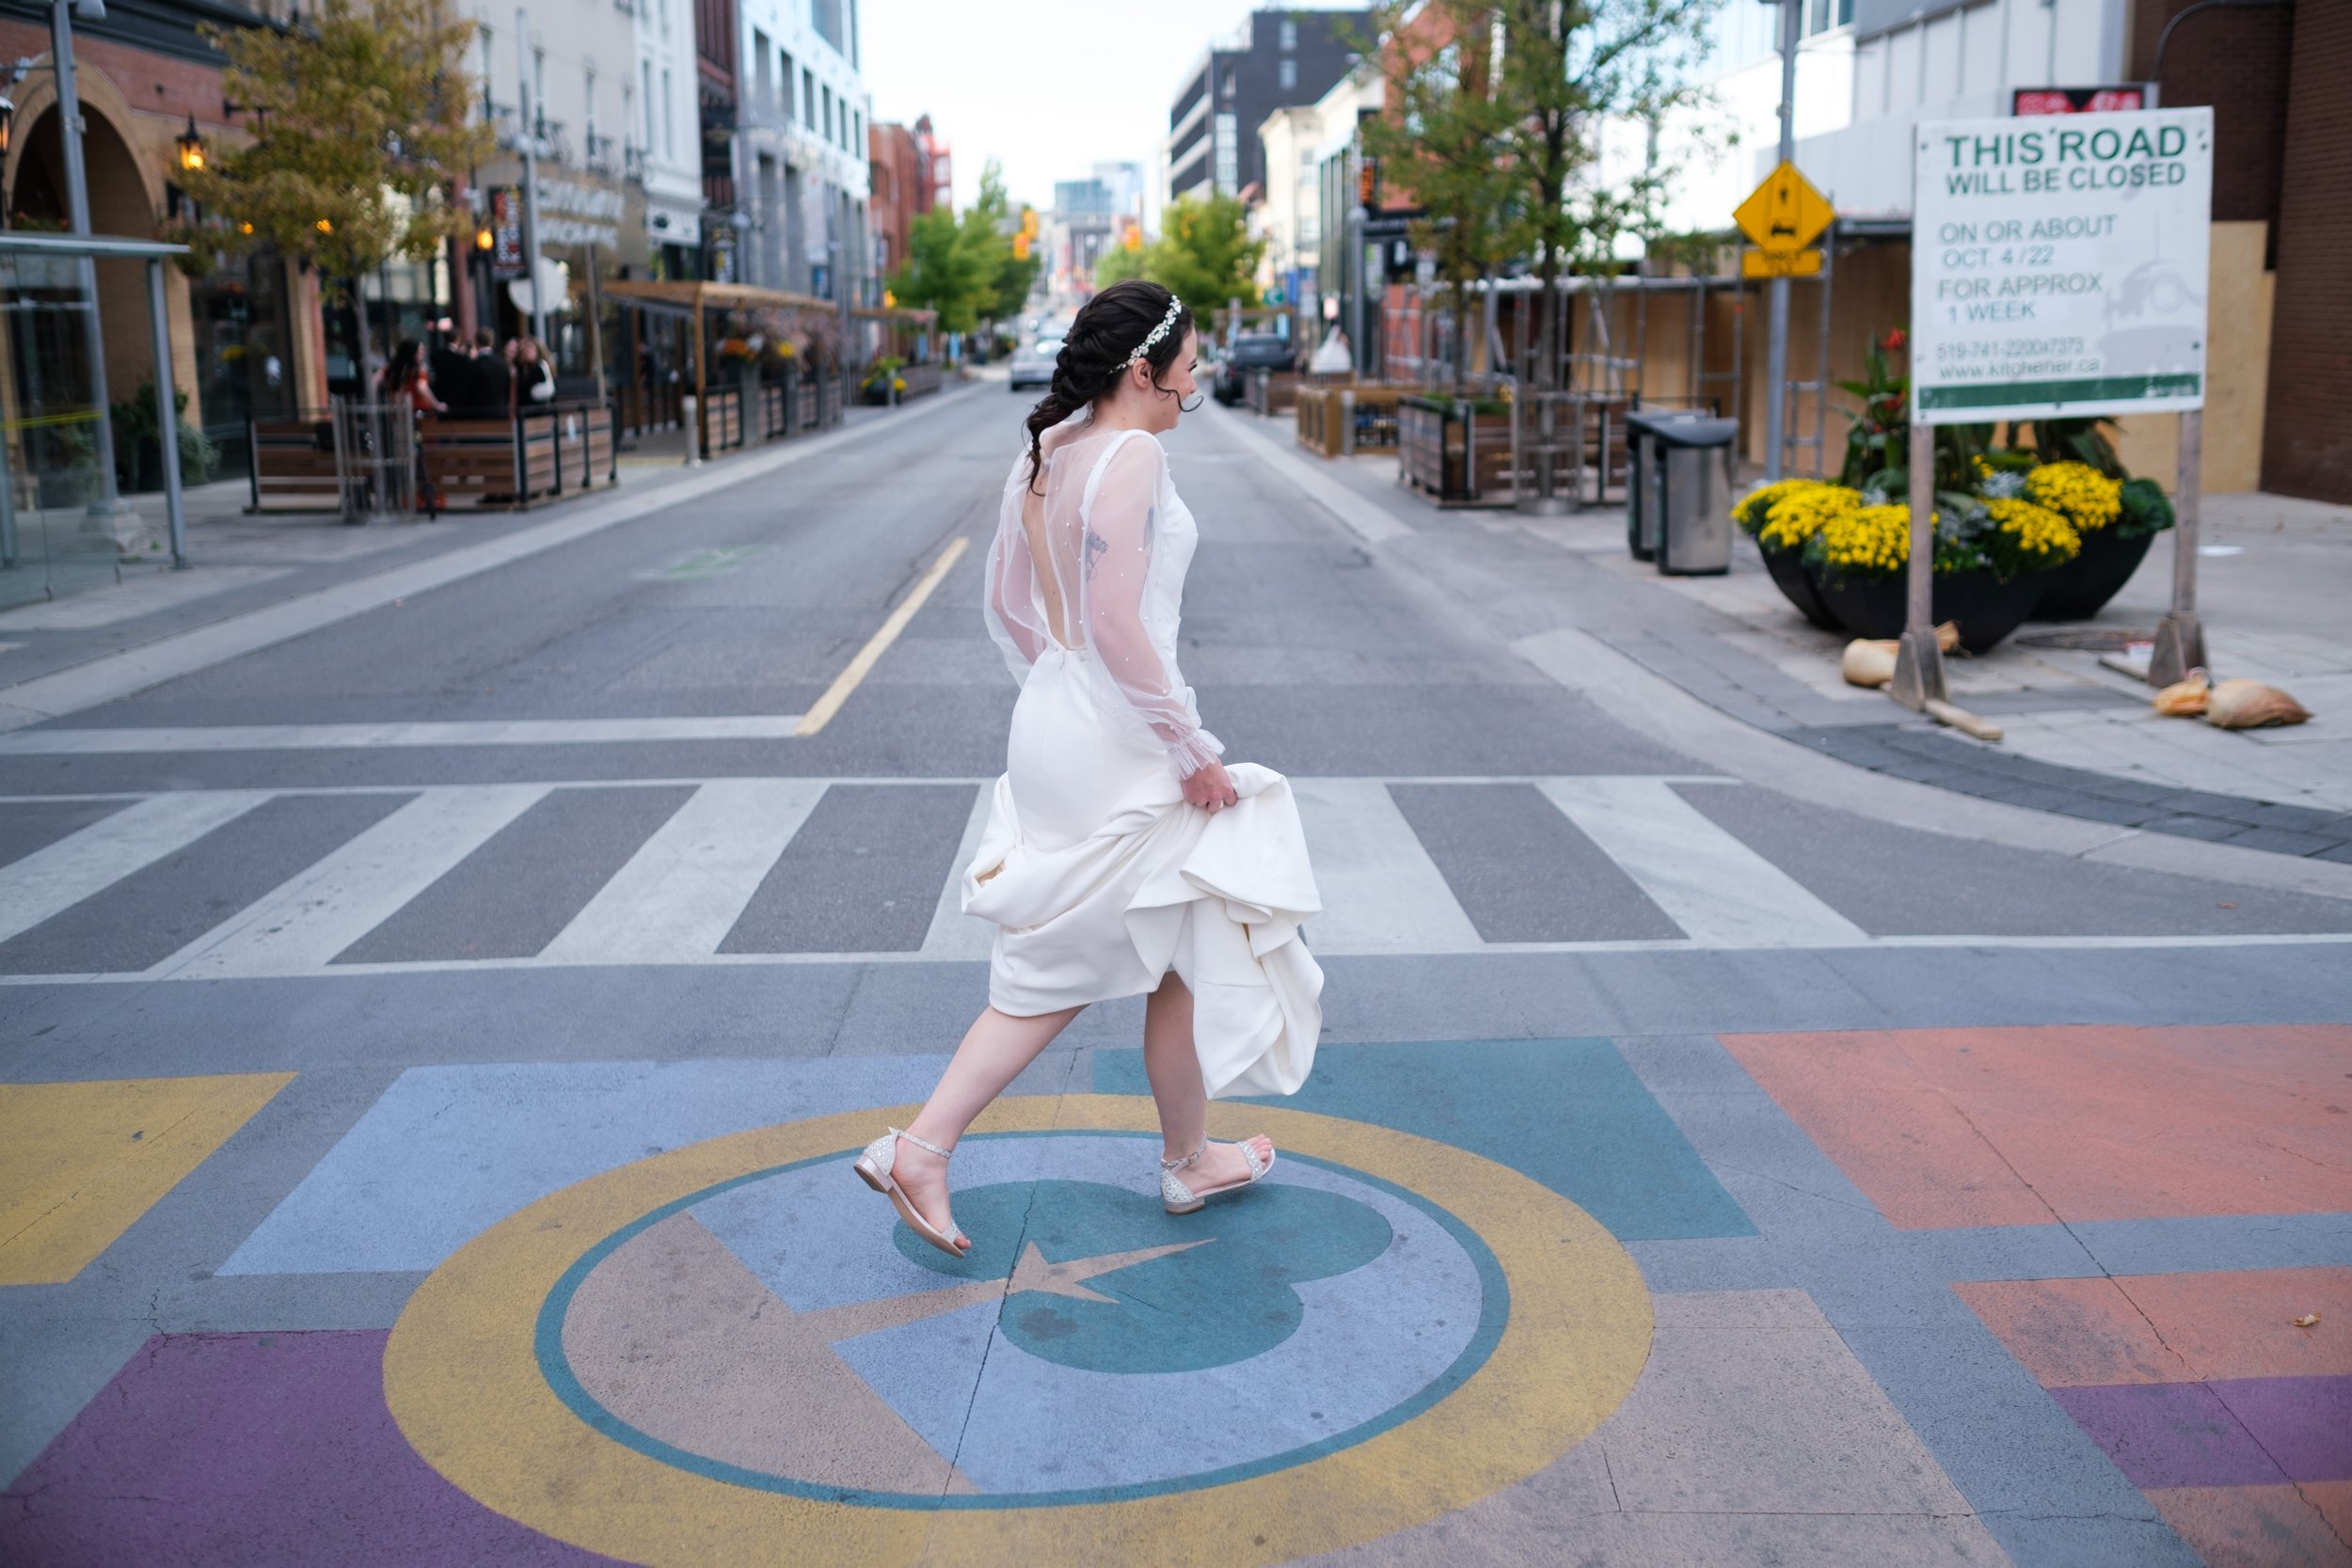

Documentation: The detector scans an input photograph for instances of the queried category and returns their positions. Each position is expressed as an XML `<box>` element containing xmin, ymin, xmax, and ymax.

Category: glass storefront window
<box><xmin>0</xmin><ymin>251</ymin><xmax>124</xmax><ymax>610</ymax></box>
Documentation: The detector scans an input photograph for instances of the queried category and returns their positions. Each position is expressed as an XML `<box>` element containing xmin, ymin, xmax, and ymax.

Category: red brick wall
<box><xmin>2260</xmin><ymin>2</ymin><xmax>2352</xmax><ymax>503</ymax></box>
<box><xmin>2129</xmin><ymin>0</ymin><xmax>2293</xmax><ymax>242</ymax></box>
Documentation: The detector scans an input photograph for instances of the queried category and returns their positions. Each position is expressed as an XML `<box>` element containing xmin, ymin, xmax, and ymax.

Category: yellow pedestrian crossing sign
<box><xmin>1735</xmin><ymin>161</ymin><xmax>1835</xmax><ymax>255</ymax></box>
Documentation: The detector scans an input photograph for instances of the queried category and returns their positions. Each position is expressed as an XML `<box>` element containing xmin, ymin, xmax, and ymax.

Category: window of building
<box><xmin>1279</xmin><ymin>57</ymin><xmax>1296</xmax><ymax>89</ymax></box>
<box><xmin>1215</xmin><ymin>112</ymin><xmax>1238</xmax><ymax>191</ymax></box>
<box><xmin>643</xmin><ymin>58</ymin><xmax>656</xmax><ymax>150</ymax></box>
<box><xmin>479</xmin><ymin>26</ymin><xmax>495</xmax><ymax>118</ymax></box>
<box><xmin>584</xmin><ymin>67</ymin><xmax>597</xmax><ymax>155</ymax></box>
<box><xmin>661</xmin><ymin>67</ymin><xmax>675</xmax><ymax>157</ymax></box>
<box><xmin>1222</xmin><ymin>68</ymin><xmax>1236</xmax><ymax>98</ymax></box>
<box><xmin>1279</xmin><ymin>17</ymin><xmax>1297</xmax><ymax>50</ymax></box>
<box><xmin>803</xmin><ymin>68</ymin><xmax>817</xmax><ymax>129</ymax></box>
<box><xmin>822</xmin><ymin>84</ymin><xmax>834</xmax><ymax>145</ymax></box>
<box><xmin>780</xmin><ymin>50</ymin><xmax>795</xmax><ymax>119</ymax></box>
<box><xmin>753</xmin><ymin>29</ymin><xmax>771</xmax><ymax>106</ymax></box>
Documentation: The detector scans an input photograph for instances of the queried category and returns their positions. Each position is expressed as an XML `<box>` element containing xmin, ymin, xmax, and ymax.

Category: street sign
<box><xmin>1741</xmin><ymin>246</ymin><xmax>1821</xmax><ymax>278</ymax></box>
<box><xmin>1734</xmin><ymin>161</ymin><xmax>1835</xmax><ymax>254</ymax></box>
<box><xmin>1910</xmin><ymin>106</ymin><xmax>2213</xmax><ymax>425</ymax></box>
<box><xmin>2012</xmin><ymin>86</ymin><xmax>2148</xmax><ymax>116</ymax></box>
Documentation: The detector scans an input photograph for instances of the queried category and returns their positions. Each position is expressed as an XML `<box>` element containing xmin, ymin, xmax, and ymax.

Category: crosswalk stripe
<box><xmin>156</xmin><ymin>786</ymin><xmax>552</xmax><ymax>979</ymax></box>
<box><xmin>919</xmin><ymin>784</ymin><xmax>998</xmax><ymax>960</ymax></box>
<box><xmin>1534</xmin><ymin>778</ymin><xmax>1867</xmax><ymax>948</ymax></box>
<box><xmin>0</xmin><ymin>717</ymin><xmax>809</xmax><ymax>753</ymax></box>
<box><xmin>538</xmin><ymin>779</ymin><xmax>831</xmax><ymax>965</ymax></box>
<box><xmin>1293</xmin><ymin>778</ymin><xmax>1484</xmax><ymax>954</ymax></box>
<box><xmin>0</xmin><ymin>792</ymin><xmax>272</xmax><ymax>946</ymax></box>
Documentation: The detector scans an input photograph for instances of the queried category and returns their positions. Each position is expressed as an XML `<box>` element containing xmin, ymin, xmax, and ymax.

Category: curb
<box><xmin>0</xmin><ymin>384</ymin><xmax>982</xmax><ymax>734</ymax></box>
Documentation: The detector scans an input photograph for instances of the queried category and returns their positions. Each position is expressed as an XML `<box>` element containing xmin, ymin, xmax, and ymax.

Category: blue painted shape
<box><xmin>222</xmin><ymin>1056</ymin><xmax>948</xmax><ymax>1275</ymax></box>
<box><xmin>1096</xmin><ymin>1037</ymin><xmax>1755</xmax><ymax>1241</ymax></box>
<box><xmin>892</xmin><ymin>1179</ymin><xmax>1392</xmax><ymax>1373</ymax></box>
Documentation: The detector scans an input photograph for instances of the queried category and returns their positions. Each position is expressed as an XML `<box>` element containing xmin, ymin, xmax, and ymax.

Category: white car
<box><xmin>1009</xmin><ymin>336</ymin><xmax>1062</xmax><ymax>393</ymax></box>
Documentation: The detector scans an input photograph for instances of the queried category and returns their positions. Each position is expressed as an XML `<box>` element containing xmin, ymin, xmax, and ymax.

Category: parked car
<box><xmin>1211</xmin><ymin>334</ymin><xmax>1295</xmax><ymax>404</ymax></box>
<box><xmin>1009</xmin><ymin>336</ymin><xmax>1062</xmax><ymax>393</ymax></box>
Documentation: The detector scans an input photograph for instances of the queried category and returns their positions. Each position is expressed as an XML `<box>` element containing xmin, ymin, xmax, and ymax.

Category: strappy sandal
<box><xmin>853</xmin><ymin>1127</ymin><xmax>970</xmax><ymax>1256</ymax></box>
<box><xmin>1158</xmin><ymin>1137</ymin><xmax>1275</xmax><ymax>1215</ymax></box>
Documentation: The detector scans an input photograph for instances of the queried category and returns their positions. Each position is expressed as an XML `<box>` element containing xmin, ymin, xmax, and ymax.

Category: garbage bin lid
<box><xmin>1648</xmin><ymin>417</ymin><xmax>1740</xmax><ymax>448</ymax></box>
<box><xmin>1622</xmin><ymin>407</ymin><xmax>1713</xmax><ymax>436</ymax></box>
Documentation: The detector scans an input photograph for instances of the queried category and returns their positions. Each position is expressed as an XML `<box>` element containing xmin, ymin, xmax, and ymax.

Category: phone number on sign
<box><xmin>1935</xmin><ymin>337</ymin><xmax>2085</xmax><ymax>362</ymax></box>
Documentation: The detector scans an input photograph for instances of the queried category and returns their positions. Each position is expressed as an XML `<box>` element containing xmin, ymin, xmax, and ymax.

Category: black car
<box><xmin>1211</xmin><ymin>334</ymin><xmax>1295</xmax><ymax>404</ymax></box>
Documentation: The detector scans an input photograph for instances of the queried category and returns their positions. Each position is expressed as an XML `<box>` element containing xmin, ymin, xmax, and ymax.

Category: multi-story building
<box><xmin>1164</xmin><ymin>8</ymin><xmax>1365</xmax><ymax>207</ymax></box>
<box><xmin>731</xmin><ymin>0</ymin><xmax>871</xmax><ymax>303</ymax></box>
<box><xmin>632</xmin><ymin>0</ymin><xmax>705</xmax><ymax>277</ymax></box>
<box><xmin>1254</xmin><ymin>104</ymin><xmax>1323</xmax><ymax>309</ymax></box>
<box><xmin>1052</xmin><ymin>176</ymin><xmax>1117</xmax><ymax>290</ymax></box>
<box><xmin>868</xmin><ymin>115</ymin><xmax>947</xmax><ymax>284</ymax></box>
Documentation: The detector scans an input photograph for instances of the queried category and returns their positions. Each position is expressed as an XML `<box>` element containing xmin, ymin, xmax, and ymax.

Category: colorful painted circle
<box><xmin>387</xmin><ymin>1096</ymin><xmax>1651</xmax><ymax>1568</ymax></box>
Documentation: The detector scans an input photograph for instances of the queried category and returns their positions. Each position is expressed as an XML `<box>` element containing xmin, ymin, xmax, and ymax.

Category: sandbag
<box><xmin>1842</xmin><ymin>640</ymin><xmax>1898</xmax><ymax>687</ymax></box>
<box><xmin>2204</xmin><ymin>677</ymin><xmax>2311</xmax><ymax>730</ymax></box>
<box><xmin>2153</xmin><ymin>670</ymin><xmax>2210</xmax><ymax>717</ymax></box>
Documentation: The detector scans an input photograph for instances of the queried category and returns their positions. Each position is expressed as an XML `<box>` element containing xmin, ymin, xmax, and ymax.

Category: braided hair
<box><xmin>1022</xmin><ymin>278</ymin><xmax>1196</xmax><ymax>494</ymax></box>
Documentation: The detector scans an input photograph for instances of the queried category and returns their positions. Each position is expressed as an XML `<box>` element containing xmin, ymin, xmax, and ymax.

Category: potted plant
<box><xmin>1806</xmin><ymin>491</ymin><xmax>2079</xmax><ymax>654</ymax></box>
<box><xmin>859</xmin><ymin>355</ymin><xmax>908</xmax><ymax>405</ymax></box>
<box><xmin>1733</xmin><ymin>478</ymin><xmax>1851</xmax><ymax>630</ymax></box>
<box><xmin>2022</xmin><ymin>457</ymin><xmax>2173</xmax><ymax>619</ymax></box>
<box><xmin>108</xmin><ymin>381</ymin><xmax>218</xmax><ymax>493</ymax></box>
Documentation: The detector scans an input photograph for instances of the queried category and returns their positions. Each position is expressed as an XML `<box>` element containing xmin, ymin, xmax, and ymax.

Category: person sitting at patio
<box><xmin>465</xmin><ymin>328</ymin><xmax>511</xmax><ymax>418</ymax></box>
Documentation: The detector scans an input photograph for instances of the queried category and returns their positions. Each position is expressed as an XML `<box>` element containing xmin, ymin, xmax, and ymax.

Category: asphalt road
<box><xmin>3</xmin><ymin>379</ymin><xmax>2346</xmax><ymax>1567</ymax></box>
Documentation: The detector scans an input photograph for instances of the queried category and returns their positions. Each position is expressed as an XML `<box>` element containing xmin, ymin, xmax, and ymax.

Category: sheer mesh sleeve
<box><xmin>1078</xmin><ymin>435</ymin><xmax>1224</xmax><ymax>777</ymax></box>
<box><xmin>981</xmin><ymin>455</ymin><xmax>1049</xmax><ymax>677</ymax></box>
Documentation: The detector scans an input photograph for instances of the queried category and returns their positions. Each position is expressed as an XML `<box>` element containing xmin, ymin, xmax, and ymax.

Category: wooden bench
<box><xmin>247</xmin><ymin>416</ymin><xmax>343</xmax><ymax>513</ymax></box>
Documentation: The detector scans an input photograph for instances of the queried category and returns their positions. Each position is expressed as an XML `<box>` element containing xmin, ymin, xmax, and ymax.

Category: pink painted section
<box><xmin>1957</xmin><ymin>1269</ymin><xmax>2352</xmax><ymax>1388</ymax></box>
<box><xmin>2149</xmin><ymin>1483</ymin><xmax>2352</xmax><ymax>1568</ymax></box>
<box><xmin>1719</xmin><ymin>1025</ymin><xmax>2352</xmax><ymax>1229</ymax></box>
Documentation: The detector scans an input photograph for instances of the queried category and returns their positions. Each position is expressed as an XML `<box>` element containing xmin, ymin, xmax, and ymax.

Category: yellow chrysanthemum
<box><xmin>1986</xmin><ymin>496</ymin><xmax>2082</xmax><ymax>567</ymax></box>
<box><xmin>1816</xmin><ymin>503</ymin><xmax>1915</xmax><ymax>575</ymax></box>
<box><xmin>1730</xmin><ymin>479</ymin><xmax>1813</xmax><ymax>532</ymax></box>
<box><xmin>1757</xmin><ymin>483</ymin><xmax>1863</xmax><ymax>551</ymax></box>
<box><xmin>2024</xmin><ymin>461</ymin><xmax>2122</xmax><ymax>532</ymax></box>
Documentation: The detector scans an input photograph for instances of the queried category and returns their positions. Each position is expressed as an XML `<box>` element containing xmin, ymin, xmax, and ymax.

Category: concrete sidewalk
<box><xmin>1223</xmin><ymin>400</ymin><xmax>2350</xmax><ymax>866</ymax></box>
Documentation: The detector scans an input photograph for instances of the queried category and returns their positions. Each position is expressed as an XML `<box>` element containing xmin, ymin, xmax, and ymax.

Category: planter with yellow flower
<box><xmin>2026</xmin><ymin>461</ymin><xmax>2174</xmax><ymax>619</ymax></box>
<box><xmin>1806</xmin><ymin>495</ymin><xmax>2076</xmax><ymax>654</ymax></box>
<box><xmin>1731</xmin><ymin>479</ymin><xmax>1858</xmax><ymax>631</ymax></box>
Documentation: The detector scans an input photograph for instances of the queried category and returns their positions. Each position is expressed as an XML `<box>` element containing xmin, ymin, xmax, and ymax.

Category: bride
<box><xmin>855</xmin><ymin>279</ymin><xmax>1325</xmax><ymax>1255</ymax></box>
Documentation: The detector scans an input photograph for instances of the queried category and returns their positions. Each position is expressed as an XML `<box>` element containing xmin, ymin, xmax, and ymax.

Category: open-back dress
<box><xmin>961</xmin><ymin>408</ymin><xmax>1323</xmax><ymax>1099</ymax></box>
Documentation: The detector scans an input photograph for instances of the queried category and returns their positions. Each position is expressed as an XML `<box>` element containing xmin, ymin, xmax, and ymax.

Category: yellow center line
<box><xmin>793</xmin><ymin>534</ymin><xmax>971</xmax><ymax>737</ymax></box>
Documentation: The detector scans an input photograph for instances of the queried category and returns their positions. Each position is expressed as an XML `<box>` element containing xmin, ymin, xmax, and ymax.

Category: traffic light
<box><xmin>1013</xmin><ymin>233</ymin><xmax>1030</xmax><ymax>260</ymax></box>
<box><xmin>1019</xmin><ymin>207</ymin><xmax>1039</xmax><ymax>239</ymax></box>
<box><xmin>1122</xmin><ymin>220</ymin><xmax>1142</xmax><ymax>252</ymax></box>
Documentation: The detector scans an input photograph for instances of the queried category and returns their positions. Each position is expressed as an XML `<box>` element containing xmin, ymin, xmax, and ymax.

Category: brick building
<box><xmin>868</xmin><ymin>114</ymin><xmax>947</xmax><ymax>282</ymax></box>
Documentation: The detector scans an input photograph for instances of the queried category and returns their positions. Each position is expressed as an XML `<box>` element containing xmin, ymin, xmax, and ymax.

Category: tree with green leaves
<box><xmin>965</xmin><ymin>161</ymin><xmax>1041</xmax><ymax>323</ymax></box>
<box><xmin>1483</xmin><ymin>0</ymin><xmax>1718</xmax><ymax>391</ymax></box>
<box><xmin>888</xmin><ymin>205</ymin><xmax>993</xmax><ymax>334</ymax></box>
<box><xmin>1358</xmin><ymin>2</ymin><xmax>1517</xmax><ymax>391</ymax></box>
<box><xmin>170</xmin><ymin>0</ymin><xmax>493</xmax><ymax>375</ymax></box>
<box><xmin>1143</xmin><ymin>193</ymin><xmax>1264</xmax><ymax>309</ymax></box>
<box><xmin>1092</xmin><ymin>242</ymin><xmax>1148</xmax><ymax>290</ymax></box>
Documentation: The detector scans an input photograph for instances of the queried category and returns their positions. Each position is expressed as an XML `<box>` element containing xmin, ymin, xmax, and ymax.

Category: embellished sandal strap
<box><xmin>1237</xmin><ymin>1138</ymin><xmax>1269</xmax><ymax>1180</ymax></box>
<box><xmin>895</xmin><ymin>1126</ymin><xmax>955</xmax><ymax>1162</ymax></box>
<box><xmin>1159</xmin><ymin>1143</ymin><xmax>1206</xmax><ymax>1173</ymax></box>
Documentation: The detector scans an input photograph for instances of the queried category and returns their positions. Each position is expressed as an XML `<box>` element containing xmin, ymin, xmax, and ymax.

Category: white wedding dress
<box><xmin>961</xmin><ymin>409</ymin><xmax>1324</xmax><ymax>1099</ymax></box>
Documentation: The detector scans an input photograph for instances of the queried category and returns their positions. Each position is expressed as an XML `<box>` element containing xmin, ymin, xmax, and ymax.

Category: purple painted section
<box><xmin>0</xmin><ymin>1331</ymin><xmax>624</xmax><ymax>1568</ymax></box>
<box><xmin>2050</xmin><ymin>1382</ymin><xmax>2284</xmax><ymax>1490</ymax></box>
<box><xmin>2209</xmin><ymin>1375</ymin><xmax>2352</xmax><ymax>1483</ymax></box>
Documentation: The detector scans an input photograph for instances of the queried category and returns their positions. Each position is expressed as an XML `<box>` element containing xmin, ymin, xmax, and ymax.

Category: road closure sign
<box><xmin>1911</xmin><ymin>106</ymin><xmax>2212</xmax><ymax>425</ymax></box>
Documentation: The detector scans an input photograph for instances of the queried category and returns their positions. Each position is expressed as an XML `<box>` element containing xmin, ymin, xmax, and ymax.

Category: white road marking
<box><xmin>0</xmin><ymin>792</ymin><xmax>272</xmax><ymax>945</ymax></box>
<box><xmin>1292</xmin><ymin>777</ymin><xmax>1482</xmax><ymax>953</ymax></box>
<box><xmin>0</xmin><ymin>717</ymin><xmax>810</xmax><ymax>753</ymax></box>
<box><xmin>155</xmin><ymin>785</ymin><xmax>551</xmax><ymax>978</ymax></box>
<box><xmin>919</xmin><ymin>782</ymin><xmax>999</xmax><ymax>959</ymax></box>
<box><xmin>1535</xmin><ymin>777</ymin><xmax>1869</xmax><ymax>947</ymax></box>
<box><xmin>538</xmin><ymin>779</ymin><xmax>830</xmax><ymax>965</ymax></box>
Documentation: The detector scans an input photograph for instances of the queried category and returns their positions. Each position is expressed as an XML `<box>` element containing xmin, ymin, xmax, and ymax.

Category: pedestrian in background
<box><xmin>468</xmin><ymin>328</ymin><xmax>511</xmax><ymax>418</ymax></box>
<box><xmin>429</xmin><ymin>333</ymin><xmax>475</xmax><ymax>416</ymax></box>
<box><xmin>514</xmin><ymin>337</ymin><xmax>557</xmax><ymax>407</ymax></box>
<box><xmin>378</xmin><ymin>339</ymin><xmax>446</xmax><ymax>517</ymax></box>
<box><xmin>853</xmin><ymin>279</ymin><xmax>1325</xmax><ymax>1257</ymax></box>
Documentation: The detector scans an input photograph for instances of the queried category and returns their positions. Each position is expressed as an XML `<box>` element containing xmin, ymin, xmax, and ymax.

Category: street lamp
<box><xmin>174</xmin><ymin>115</ymin><xmax>205</xmax><ymax>172</ymax></box>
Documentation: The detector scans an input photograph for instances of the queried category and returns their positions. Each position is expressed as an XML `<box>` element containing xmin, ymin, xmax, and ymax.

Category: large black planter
<box><xmin>1758</xmin><ymin>540</ymin><xmax>1842</xmax><ymax>631</ymax></box>
<box><xmin>2032</xmin><ymin>526</ymin><xmax>2158</xmax><ymax>621</ymax></box>
<box><xmin>1814</xmin><ymin>565</ymin><xmax>2047</xmax><ymax>655</ymax></box>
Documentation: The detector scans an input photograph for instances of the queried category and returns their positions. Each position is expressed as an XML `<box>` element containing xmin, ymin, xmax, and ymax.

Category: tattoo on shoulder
<box><xmin>1082</xmin><ymin>528</ymin><xmax>1108</xmax><ymax>578</ymax></box>
<box><xmin>1144</xmin><ymin>505</ymin><xmax>1156</xmax><ymax>547</ymax></box>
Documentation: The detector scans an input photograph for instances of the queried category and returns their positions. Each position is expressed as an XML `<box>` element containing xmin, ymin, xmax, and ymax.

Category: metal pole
<box><xmin>1763</xmin><ymin>0</ymin><xmax>1799</xmax><ymax>483</ymax></box>
<box><xmin>1347</xmin><ymin>203</ymin><xmax>1367</xmax><ymax>382</ymax></box>
<box><xmin>516</xmin><ymin>7</ymin><xmax>549</xmax><ymax>345</ymax></box>
<box><xmin>1889</xmin><ymin>419</ymin><xmax>1946</xmax><ymax>708</ymax></box>
<box><xmin>2149</xmin><ymin>408</ymin><xmax>2207</xmax><ymax>685</ymax></box>
<box><xmin>52</xmin><ymin>0</ymin><xmax>127</xmax><ymax>524</ymax></box>
<box><xmin>145</xmin><ymin>260</ymin><xmax>186</xmax><ymax>568</ymax></box>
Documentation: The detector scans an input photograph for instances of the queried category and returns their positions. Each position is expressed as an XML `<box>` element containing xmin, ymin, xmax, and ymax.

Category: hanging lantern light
<box><xmin>0</xmin><ymin>95</ymin><xmax>15</xmax><ymax>159</ymax></box>
<box><xmin>174</xmin><ymin>115</ymin><xmax>206</xmax><ymax>172</ymax></box>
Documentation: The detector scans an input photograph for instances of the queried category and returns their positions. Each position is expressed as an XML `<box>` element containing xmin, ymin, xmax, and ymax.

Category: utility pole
<box><xmin>51</xmin><ymin>0</ymin><xmax>135</xmax><ymax>535</ymax></box>
<box><xmin>1762</xmin><ymin>0</ymin><xmax>1799</xmax><ymax>483</ymax></box>
<box><xmin>516</xmin><ymin>7</ymin><xmax>548</xmax><ymax>345</ymax></box>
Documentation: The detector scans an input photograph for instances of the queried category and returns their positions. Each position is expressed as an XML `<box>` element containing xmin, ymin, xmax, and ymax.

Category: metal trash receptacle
<box><xmin>1623</xmin><ymin>409</ymin><xmax>1709</xmax><ymax>562</ymax></box>
<box><xmin>1651</xmin><ymin>416</ymin><xmax>1740</xmax><ymax>576</ymax></box>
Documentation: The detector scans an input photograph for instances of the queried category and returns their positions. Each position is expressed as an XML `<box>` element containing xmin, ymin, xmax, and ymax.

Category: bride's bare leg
<box><xmin>894</xmin><ymin>1004</ymin><xmax>1082</xmax><ymax>1240</ymax></box>
<box><xmin>1142</xmin><ymin>974</ymin><xmax>1269</xmax><ymax>1188</ymax></box>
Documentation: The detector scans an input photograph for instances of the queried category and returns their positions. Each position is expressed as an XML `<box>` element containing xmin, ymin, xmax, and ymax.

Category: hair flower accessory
<box><xmin>1120</xmin><ymin>295</ymin><xmax>1185</xmax><ymax>371</ymax></box>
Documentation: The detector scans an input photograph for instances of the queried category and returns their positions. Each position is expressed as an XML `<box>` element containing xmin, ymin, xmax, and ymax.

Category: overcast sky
<box><xmin>864</xmin><ymin>0</ymin><xmax>1327</xmax><ymax>216</ymax></box>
